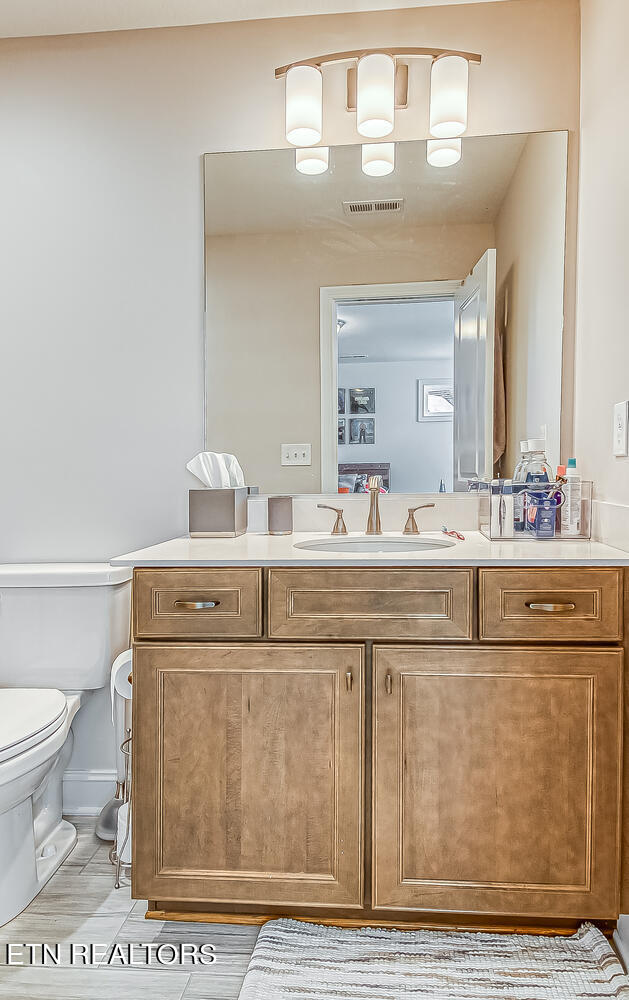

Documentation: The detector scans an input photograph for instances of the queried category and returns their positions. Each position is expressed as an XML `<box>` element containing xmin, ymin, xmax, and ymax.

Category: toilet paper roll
<box><xmin>116</xmin><ymin>801</ymin><xmax>132</xmax><ymax>865</ymax></box>
<box><xmin>110</xmin><ymin>649</ymin><xmax>133</xmax><ymax>724</ymax></box>
<box><xmin>110</xmin><ymin>649</ymin><xmax>132</xmax><ymax>783</ymax></box>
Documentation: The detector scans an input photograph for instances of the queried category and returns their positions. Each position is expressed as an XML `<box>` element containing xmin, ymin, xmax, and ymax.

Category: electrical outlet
<box><xmin>281</xmin><ymin>443</ymin><xmax>312</xmax><ymax>466</ymax></box>
<box><xmin>613</xmin><ymin>401</ymin><xmax>628</xmax><ymax>457</ymax></box>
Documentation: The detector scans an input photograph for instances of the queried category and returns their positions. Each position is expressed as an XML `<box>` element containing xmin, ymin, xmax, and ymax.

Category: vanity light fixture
<box><xmin>362</xmin><ymin>142</ymin><xmax>395</xmax><ymax>176</ymax></box>
<box><xmin>427</xmin><ymin>136</ymin><xmax>462</xmax><ymax>167</ymax></box>
<box><xmin>429</xmin><ymin>54</ymin><xmax>469</xmax><ymax>138</ymax></box>
<box><xmin>295</xmin><ymin>146</ymin><xmax>329</xmax><ymax>174</ymax></box>
<box><xmin>277</xmin><ymin>47</ymin><xmax>480</xmax><ymax>160</ymax></box>
<box><xmin>285</xmin><ymin>64</ymin><xmax>322</xmax><ymax>146</ymax></box>
<box><xmin>356</xmin><ymin>53</ymin><xmax>395</xmax><ymax>138</ymax></box>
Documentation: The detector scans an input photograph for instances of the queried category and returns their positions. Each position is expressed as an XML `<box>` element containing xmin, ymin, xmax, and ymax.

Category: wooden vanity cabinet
<box><xmin>131</xmin><ymin>565</ymin><xmax>624</xmax><ymax>927</ymax></box>
<box><xmin>132</xmin><ymin>642</ymin><xmax>364</xmax><ymax>909</ymax></box>
<box><xmin>372</xmin><ymin>645</ymin><xmax>622</xmax><ymax>919</ymax></box>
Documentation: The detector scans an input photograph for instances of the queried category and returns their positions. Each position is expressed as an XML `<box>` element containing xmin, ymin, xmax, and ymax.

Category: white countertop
<box><xmin>111</xmin><ymin>531</ymin><xmax>629</xmax><ymax>568</ymax></box>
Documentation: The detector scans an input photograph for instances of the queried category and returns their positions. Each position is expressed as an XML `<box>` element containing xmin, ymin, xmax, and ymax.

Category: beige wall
<box><xmin>0</xmin><ymin>0</ymin><xmax>579</xmax><ymax>561</ymax></box>
<box><xmin>495</xmin><ymin>131</ymin><xmax>568</xmax><ymax>476</ymax></box>
<box><xmin>575</xmin><ymin>0</ymin><xmax>629</xmax><ymax>506</ymax></box>
<box><xmin>206</xmin><ymin>223</ymin><xmax>494</xmax><ymax>491</ymax></box>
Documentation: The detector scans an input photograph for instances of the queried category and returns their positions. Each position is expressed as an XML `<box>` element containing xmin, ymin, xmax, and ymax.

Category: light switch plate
<box><xmin>281</xmin><ymin>443</ymin><xmax>312</xmax><ymax>466</ymax></box>
<box><xmin>613</xmin><ymin>401</ymin><xmax>629</xmax><ymax>457</ymax></box>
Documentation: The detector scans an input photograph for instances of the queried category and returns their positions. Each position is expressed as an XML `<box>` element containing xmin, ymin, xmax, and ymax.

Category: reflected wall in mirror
<box><xmin>204</xmin><ymin>131</ymin><xmax>567</xmax><ymax>494</ymax></box>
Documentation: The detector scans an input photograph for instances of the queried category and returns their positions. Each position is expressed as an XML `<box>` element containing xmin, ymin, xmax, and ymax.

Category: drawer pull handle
<box><xmin>345</xmin><ymin>671</ymin><xmax>353</xmax><ymax>693</ymax></box>
<box><xmin>174</xmin><ymin>600</ymin><xmax>221</xmax><ymax>610</ymax></box>
<box><xmin>525</xmin><ymin>602</ymin><xmax>576</xmax><ymax>612</ymax></box>
<box><xmin>385</xmin><ymin>673</ymin><xmax>393</xmax><ymax>695</ymax></box>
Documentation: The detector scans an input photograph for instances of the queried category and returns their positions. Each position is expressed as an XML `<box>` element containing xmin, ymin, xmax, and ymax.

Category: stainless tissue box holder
<box><xmin>189</xmin><ymin>488</ymin><xmax>248</xmax><ymax>537</ymax></box>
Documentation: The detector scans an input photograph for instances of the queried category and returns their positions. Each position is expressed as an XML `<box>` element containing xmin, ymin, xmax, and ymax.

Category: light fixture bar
<box><xmin>275</xmin><ymin>47</ymin><xmax>481</xmax><ymax>79</ymax></box>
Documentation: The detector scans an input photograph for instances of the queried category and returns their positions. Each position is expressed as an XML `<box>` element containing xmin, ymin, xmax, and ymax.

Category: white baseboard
<box><xmin>62</xmin><ymin>768</ymin><xmax>117</xmax><ymax>816</ymax></box>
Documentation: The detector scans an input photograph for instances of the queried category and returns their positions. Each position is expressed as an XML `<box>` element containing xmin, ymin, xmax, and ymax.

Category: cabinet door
<box><xmin>133</xmin><ymin>643</ymin><xmax>364</xmax><ymax>908</ymax></box>
<box><xmin>373</xmin><ymin>645</ymin><xmax>622</xmax><ymax>919</ymax></box>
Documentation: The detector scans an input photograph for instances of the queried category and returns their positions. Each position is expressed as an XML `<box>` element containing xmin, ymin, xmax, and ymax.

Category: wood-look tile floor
<box><xmin>0</xmin><ymin>817</ymin><xmax>259</xmax><ymax>999</ymax></box>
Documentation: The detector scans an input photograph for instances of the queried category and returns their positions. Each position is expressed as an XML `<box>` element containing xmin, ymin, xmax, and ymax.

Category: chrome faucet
<box><xmin>366</xmin><ymin>475</ymin><xmax>383</xmax><ymax>535</ymax></box>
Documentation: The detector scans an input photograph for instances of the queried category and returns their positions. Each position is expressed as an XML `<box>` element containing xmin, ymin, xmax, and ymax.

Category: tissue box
<box><xmin>189</xmin><ymin>488</ymin><xmax>248</xmax><ymax>537</ymax></box>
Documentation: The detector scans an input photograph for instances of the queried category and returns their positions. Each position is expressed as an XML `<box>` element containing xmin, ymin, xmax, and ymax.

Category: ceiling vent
<box><xmin>342</xmin><ymin>198</ymin><xmax>404</xmax><ymax>216</ymax></box>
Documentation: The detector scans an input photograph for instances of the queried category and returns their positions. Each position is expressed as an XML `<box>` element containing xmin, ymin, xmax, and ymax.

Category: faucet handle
<box><xmin>403</xmin><ymin>503</ymin><xmax>436</xmax><ymax>536</ymax></box>
<box><xmin>317</xmin><ymin>504</ymin><xmax>348</xmax><ymax>535</ymax></box>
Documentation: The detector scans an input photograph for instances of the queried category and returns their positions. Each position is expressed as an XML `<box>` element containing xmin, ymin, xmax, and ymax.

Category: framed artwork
<box><xmin>349</xmin><ymin>387</ymin><xmax>375</xmax><ymax>414</ymax></box>
<box><xmin>338</xmin><ymin>388</ymin><xmax>346</xmax><ymax>414</ymax></box>
<box><xmin>418</xmin><ymin>379</ymin><xmax>454</xmax><ymax>421</ymax></box>
<box><xmin>338</xmin><ymin>418</ymin><xmax>346</xmax><ymax>445</ymax></box>
<box><xmin>349</xmin><ymin>418</ymin><xmax>375</xmax><ymax>444</ymax></box>
<box><xmin>338</xmin><ymin>462</ymin><xmax>390</xmax><ymax>491</ymax></box>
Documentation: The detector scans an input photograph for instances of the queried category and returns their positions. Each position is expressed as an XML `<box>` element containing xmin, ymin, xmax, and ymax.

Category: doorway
<box><xmin>320</xmin><ymin>280</ymin><xmax>459</xmax><ymax>493</ymax></box>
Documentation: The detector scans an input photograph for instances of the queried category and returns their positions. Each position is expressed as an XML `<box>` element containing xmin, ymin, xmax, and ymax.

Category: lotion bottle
<box><xmin>560</xmin><ymin>458</ymin><xmax>581</xmax><ymax>536</ymax></box>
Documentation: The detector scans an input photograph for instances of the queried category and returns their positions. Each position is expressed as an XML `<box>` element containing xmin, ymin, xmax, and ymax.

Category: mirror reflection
<box><xmin>204</xmin><ymin>131</ymin><xmax>567</xmax><ymax>494</ymax></box>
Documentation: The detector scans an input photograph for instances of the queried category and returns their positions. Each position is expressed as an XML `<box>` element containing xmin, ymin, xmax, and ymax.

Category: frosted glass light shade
<box><xmin>285</xmin><ymin>65</ymin><xmax>322</xmax><ymax>146</ymax></box>
<box><xmin>361</xmin><ymin>142</ymin><xmax>395</xmax><ymax>177</ymax></box>
<box><xmin>295</xmin><ymin>146</ymin><xmax>329</xmax><ymax>175</ymax></box>
<box><xmin>427</xmin><ymin>137</ymin><xmax>461</xmax><ymax>167</ymax></box>
<box><xmin>429</xmin><ymin>55</ymin><xmax>468</xmax><ymax>138</ymax></box>
<box><xmin>357</xmin><ymin>53</ymin><xmax>395</xmax><ymax>138</ymax></box>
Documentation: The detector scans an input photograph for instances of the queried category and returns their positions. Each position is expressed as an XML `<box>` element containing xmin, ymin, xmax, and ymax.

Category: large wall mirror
<box><xmin>204</xmin><ymin>131</ymin><xmax>567</xmax><ymax>494</ymax></box>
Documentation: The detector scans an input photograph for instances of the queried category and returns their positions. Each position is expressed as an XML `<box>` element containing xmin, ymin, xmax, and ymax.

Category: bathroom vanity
<box><xmin>113</xmin><ymin>533</ymin><xmax>629</xmax><ymax>933</ymax></box>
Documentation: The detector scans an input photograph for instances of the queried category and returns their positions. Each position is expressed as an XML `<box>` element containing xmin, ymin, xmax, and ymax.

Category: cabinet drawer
<box><xmin>133</xmin><ymin>568</ymin><xmax>262</xmax><ymax>639</ymax></box>
<box><xmin>269</xmin><ymin>568</ymin><xmax>472</xmax><ymax>640</ymax></box>
<box><xmin>479</xmin><ymin>568</ymin><xmax>623</xmax><ymax>641</ymax></box>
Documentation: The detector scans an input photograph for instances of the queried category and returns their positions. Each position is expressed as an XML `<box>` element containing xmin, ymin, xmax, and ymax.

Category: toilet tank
<box><xmin>0</xmin><ymin>564</ymin><xmax>132</xmax><ymax>690</ymax></box>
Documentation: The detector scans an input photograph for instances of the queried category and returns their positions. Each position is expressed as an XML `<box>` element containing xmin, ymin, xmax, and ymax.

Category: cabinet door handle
<box><xmin>525</xmin><ymin>602</ymin><xmax>576</xmax><ymax>612</ymax></box>
<box><xmin>385</xmin><ymin>673</ymin><xmax>393</xmax><ymax>695</ymax></box>
<box><xmin>174</xmin><ymin>600</ymin><xmax>221</xmax><ymax>610</ymax></box>
<box><xmin>345</xmin><ymin>671</ymin><xmax>353</xmax><ymax>693</ymax></box>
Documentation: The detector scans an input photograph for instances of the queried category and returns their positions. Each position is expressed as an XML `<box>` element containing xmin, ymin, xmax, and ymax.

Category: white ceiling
<box><xmin>338</xmin><ymin>298</ymin><xmax>454</xmax><ymax>363</ymax></box>
<box><xmin>0</xmin><ymin>0</ymin><xmax>515</xmax><ymax>39</ymax></box>
<box><xmin>205</xmin><ymin>134</ymin><xmax>528</xmax><ymax>235</ymax></box>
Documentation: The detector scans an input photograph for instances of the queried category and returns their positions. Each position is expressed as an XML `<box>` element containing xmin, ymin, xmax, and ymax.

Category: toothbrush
<box><xmin>442</xmin><ymin>525</ymin><xmax>465</xmax><ymax>541</ymax></box>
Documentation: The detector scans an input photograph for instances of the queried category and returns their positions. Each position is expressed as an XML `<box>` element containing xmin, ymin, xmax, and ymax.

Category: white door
<box><xmin>453</xmin><ymin>249</ymin><xmax>497</xmax><ymax>491</ymax></box>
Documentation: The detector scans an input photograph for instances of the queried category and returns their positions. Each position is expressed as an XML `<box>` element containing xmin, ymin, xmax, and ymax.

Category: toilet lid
<box><xmin>0</xmin><ymin>689</ymin><xmax>68</xmax><ymax>763</ymax></box>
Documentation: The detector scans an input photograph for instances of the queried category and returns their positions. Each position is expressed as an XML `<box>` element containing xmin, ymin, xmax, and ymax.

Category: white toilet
<box><xmin>0</xmin><ymin>563</ymin><xmax>132</xmax><ymax>926</ymax></box>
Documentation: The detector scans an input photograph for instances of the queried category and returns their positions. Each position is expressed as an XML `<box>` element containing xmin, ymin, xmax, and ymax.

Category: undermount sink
<box><xmin>293</xmin><ymin>535</ymin><xmax>457</xmax><ymax>554</ymax></box>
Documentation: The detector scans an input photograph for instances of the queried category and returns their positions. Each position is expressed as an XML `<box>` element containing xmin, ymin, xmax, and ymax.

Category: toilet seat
<box><xmin>0</xmin><ymin>689</ymin><xmax>67</xmax><ymax>764</ymax></box>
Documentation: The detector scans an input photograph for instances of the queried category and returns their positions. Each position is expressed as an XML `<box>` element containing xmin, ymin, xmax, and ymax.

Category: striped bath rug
<box><xmin>238</xmin><ymin>919</ymin><xmax>629</xmax><ymax>999</ymax></box>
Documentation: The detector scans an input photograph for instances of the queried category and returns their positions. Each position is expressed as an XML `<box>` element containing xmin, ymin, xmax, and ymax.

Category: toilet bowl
<box><xmin>0</xmin><ymin>689</ymin><xmax>82</xmax><ymax>925</ymax></box>
<box><xmin>0</xmin><ymin>563</ymin><xmax>132</xmax><ymax>926</ymax></box>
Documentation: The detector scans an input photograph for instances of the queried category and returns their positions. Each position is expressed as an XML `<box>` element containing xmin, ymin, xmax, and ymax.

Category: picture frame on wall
<box><xmin>417</xmin><ymin>379</ymin><xmax>454</xmax><ymax>421</ymax></box>
<box><xmin>338</xmin><ymin>388</ymin><xmax>346</xmax><ymax>414</ymax></box>
<box><xmin>349</xmin><ymin>387</ymin><xmax>375</xmax><ymax>414</ymax></box>
<box><xmin>338</xmin><ymin>418</ymin><xmax>346</xmax><ymax>445</ymax></box>
<box><xmin>349</xmin><ymin>418</ymin><xmax>375</xmax><ymax>444</ymax></box>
